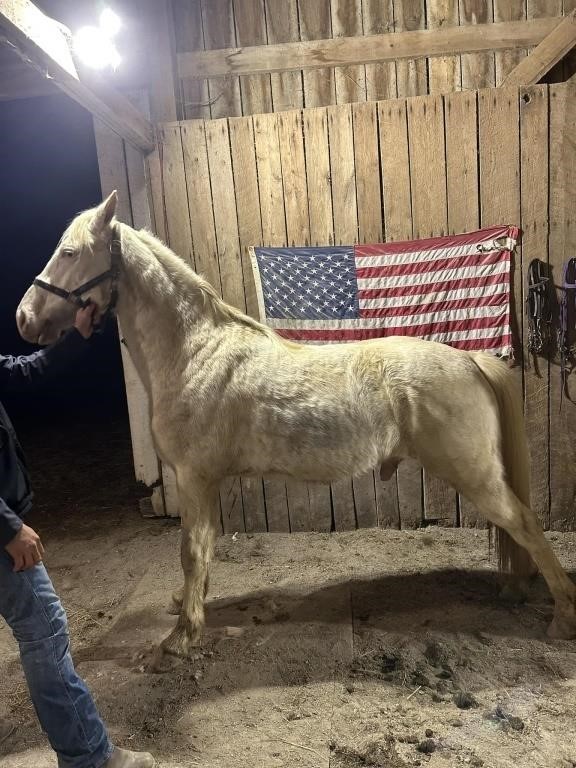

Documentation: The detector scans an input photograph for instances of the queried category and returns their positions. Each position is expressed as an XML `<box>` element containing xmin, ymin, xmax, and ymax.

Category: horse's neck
<box><xmin>114</xmin><ymin>226</ymin><xmax>207</xmax><ymax>396</ymax></box>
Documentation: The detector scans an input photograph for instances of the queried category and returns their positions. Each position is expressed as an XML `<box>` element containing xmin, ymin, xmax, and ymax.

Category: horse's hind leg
<box><xmin>464</xmin><ymin>479</ymin><xmax>576</xmax><ymax>639</ymax></box>
<box><xmin>168</xmin><ymin>572</ymin><xmax>210</xmax><ymax>615</ymax></box>
<box><xmin>161</xmin><ymin>479</ymin><xmax>219</xmax><ymax>658</ymax></box>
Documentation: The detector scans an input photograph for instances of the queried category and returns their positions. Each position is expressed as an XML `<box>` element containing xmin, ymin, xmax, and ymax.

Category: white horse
<box><xmin>17</xmin><ymin>192</ymin><xmax>576</xmax><ymax>656</ymax></box>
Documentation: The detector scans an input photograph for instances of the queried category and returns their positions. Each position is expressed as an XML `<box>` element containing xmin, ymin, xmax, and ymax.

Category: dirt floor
<box><xmin>1</xmin><ymin>419</ymin><xmax>576</xmax><ymax>768</ymax></box>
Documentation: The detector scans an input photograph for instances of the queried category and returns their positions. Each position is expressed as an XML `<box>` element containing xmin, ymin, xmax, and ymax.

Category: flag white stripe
<box><xmin>358</xmin><ymin>281</ymin><xmax>508</xmax><ymax>310</ymax></box>
<box><xmin>355</xmin><ymin>242</ymin><xmax>497</xmax><ymax>268</ymax></box>
<box><xmin>267</xmin><ymin>305</ymin><xmax>507</xmax><ymax>331</ymax></box>
<box><xmin>357</xmin><ymin>259</ymin><xmax>510</xmax><ymax>290</ymax></box>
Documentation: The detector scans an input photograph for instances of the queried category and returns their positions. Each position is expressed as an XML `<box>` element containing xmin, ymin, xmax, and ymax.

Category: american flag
<box><xmin>250</xmin><ymin>226</ymin><xmax>518</xmax><ymax>356</ymax></box>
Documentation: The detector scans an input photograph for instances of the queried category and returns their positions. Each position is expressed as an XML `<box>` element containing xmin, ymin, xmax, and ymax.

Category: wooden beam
<box><xmin>178</xmin><ymin>17</ymin><xmax>561</xmax><ymax>80</ymax></box>
<box><xmin>502</xmin><ymin>10</ymin><xmax>576</xmax><ymax>86</ymax></box>
<box><xmin>0</xmin><ymin>0</ymin><xmax>155</xmax><ymax>152</ymax></box>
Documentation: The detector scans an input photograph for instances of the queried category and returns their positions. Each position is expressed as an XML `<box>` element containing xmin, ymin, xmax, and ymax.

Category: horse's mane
<box><xmin>131</xmin><ymin>226</ymin><xmax>277</xmax><ymax>340</ymax></box>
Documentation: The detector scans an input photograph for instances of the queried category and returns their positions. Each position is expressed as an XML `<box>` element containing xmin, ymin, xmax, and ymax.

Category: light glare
<box><xmin>73</xmin><ymin>26</ymin><xmax>121</xmax><ymax>70</ymax></box>
<box><xmin>100</xmin><ymin>8</ymin><xmax>121</xmax><ymax>37</ymax></box>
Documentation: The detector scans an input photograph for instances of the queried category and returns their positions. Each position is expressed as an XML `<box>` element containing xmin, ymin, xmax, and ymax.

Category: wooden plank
<box><xmin>478</xmin><ymin>87</ymin><xmax>521</xmax><ymax>323</ymax></box>
<box><xmin>352</xmin><ymin>101</ymin><xmax>382</xmax><ymax>244</ymax></box>
<box><xmin>228</xmin><ymin>115</ymin><xmax>268</xmax><ymax>533</ymax></box>
<box><xmin>351</xmin><ymin>100</ymin><xmax>380</xmax><ymax>529</ymax></box>
<box><xmin>326</xmin><ymin>103</ymin><xmax>358</xmax><ymax>530</ymax></box>
<box><xmin>233</xmin><ymin>0</ymin><xmax>272</xmax><ymax>115</ymax></box>
<box><xmin>177</xmin><ymin>18</ymin><xmax>560</xmax><ymax>78</ymax></box>
<box><xmin>549</xmin><ymin>82</ymin><xmax>576</xmax><ymax>530</ymax></box>
<box><xmin>476</xmin><ymin>87</ymin><xmax>521</xmax><ymax>529</ymax></box>
<box><xmin>407</xmin><ymin>94</ymin><xmax>457</xmax><ymax>526</ymax></box>
<box><xmin>494</xmin><ymin>0</ymin><xmax>527</xmax><ymax>84</ymax></box>
<box><xmin>378</xmin><ymin>98</ymin><xmax>423</xmax><ymax>529</ymax></box>
<box><xmin>228</xmin><ymin>116</ymin><xmax>264</xmax><ymax>319</ymax></box>
<box><xmin>304</xmin><ymin>108</ymin><xmax>335</xmax><ymax>248</ymax></box>
<box><xmin>297</xmin><ymin>0</ymin><xmax>337</xmax><ymax>107</ymax></box>
<box><xmin>426</xmin><ymin>0</ymin><xmax>461</xmax><ymax>94</ymax></box>
<box><xmin>502</xmin><ymin>10</ymin><xmax>576</xmax><ymax>87</ymax></box>
<box><xmin>444</xmin><ymin>89</ymin><xmax>479</xmax><ymax>528</ymax></box>
<box><xmin>407</xmin><ymin>95</ymin><xmax>448</xmax><ymax>240</ymax></box>
<box><xmin>159</xmin><ymin>125</ymin><xmax>195</xmax><ymax>267</ymax></box>
<box><xmin>0</xmin><ymin>0</ymin><xmax>154</xmax><ymax>152</ymax></box>
<box><xmin>459</xmin><ymin>0</ymin><xmax>496</xmax><ymax>89</ymax></box>
<box><xmin>0</xmin><ymin>42</ymin><xmax>57</xmax><ymax>100</ymax></box>
<box><xmin>276</xmin><ymin>108</ymin><xmax>313</xmax><ymax>532</ymax></box>
<box><xmin>565</xmin><ymin>0</ymin><xmax>576</xmax><ymax>80</ymax></box>
<box><xmin>520</xmin><ymin>85</ymin><xmax>550</xmax><ymax>529</ymax></box>
<box><xmin>331</xmin><ymin>0</ymin><xmax>366</xmax><ymax>103</ymax></box>
<box><xmin>205</xmin><ymin>119</ymin><xmax>246</xmax><ymax>311</ymax></box>
<box><xmin>253</xmin><ymin>112</ymin><xmax>291</xmax><ymax>532</ymax></box>
<box><xmin>445</xmin><ymin>90</ymin><xmax>479</xmax><ymax>237</ymax></box>
<box><xmin>200</xmin><ymin>0</ymin><xmax>242</xmax><ymax>118</ymax></box>
<box><xmin>204</xmin><ymin>117</ymin><xmax>247</xmax><ymax>534</ymax></box>
<box><xmin>327</xmin><ymin>104</ymin><xmax>358</xmax><ymax>247</ymax></box>
<box><xmin>143</xmin><ymin>0</ymin><xmax>179</xmax><ymax>122</ymax></box>
<box><xmin>157</xmin><ymin>123</ymin><xmax>196</xmax><ymax>517</ymax></box>
<box><xmin>123</xmin><ymin>93</ymin><xmax>167</xmax><ymax>517</ymax></box>
<box><xmin>302</xmin><ymin>106</ymin><xmax>336</xmax><ymax>532</ymax></box>
<box><xmin>527</xmin><ymin>1</ymin><xmax>564</xmax><ymax>79</ymax></box>
<box><xmin>392</xmin><ymin>0</ymin><xmax>427</xmax><ymax>97</ymax></box>
<box><xmin>362</xmin><ymin>0</ymin><xmax>397</xmax><ymax>101</ymax></box>
<box><xmin>265</xmin><ymin>0</ymin><xmax>304</xmax><ymax>112</ymax></box>
<box><xmin>181</xmin><ymin>121</ymin><xmax>222</xmax><ymax>293</ymax></box>
<box><xmin>93</xmin><ymin>119</ymin><xmax>165</xmax><ymax>518</ymax></box>
<box><xmin>278</xmin><ymin>110</ymin><xmax>310</xmax><ymax>248</ymax></box>
<box><xmin>172</xmin><ymin>0</ymin><xmax>211</xmax><ymax>120</ymax></box>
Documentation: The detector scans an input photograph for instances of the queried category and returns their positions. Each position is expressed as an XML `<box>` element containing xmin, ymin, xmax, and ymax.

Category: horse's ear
<box><xmin>91</xmin><ymin>190</ymin><xmax>118</xmax><ymax>234</ymax></box>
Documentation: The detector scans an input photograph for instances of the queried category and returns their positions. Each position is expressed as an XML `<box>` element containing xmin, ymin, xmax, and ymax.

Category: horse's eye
<box><xmin>61</xmin><ymin>249</ymin><xmax>76</xmax><ymax>258</ymax></box>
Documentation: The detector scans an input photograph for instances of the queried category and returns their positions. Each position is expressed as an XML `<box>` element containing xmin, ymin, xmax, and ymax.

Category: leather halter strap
<box><xmin>33</xmin><ymin>228</ymin><xmax>122</xmax><ymax>315</ymax></box>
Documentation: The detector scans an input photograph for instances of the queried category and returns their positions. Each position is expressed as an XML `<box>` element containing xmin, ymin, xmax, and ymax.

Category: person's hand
<box><xmin>74</xmin><ymin>303</ymin><xmax>100</xmax><ymax>339</ymax></box>
<box><xmin>5</xmin><ymin>524</ymin><xmax>45</xmax><ymax>572</ymax></box>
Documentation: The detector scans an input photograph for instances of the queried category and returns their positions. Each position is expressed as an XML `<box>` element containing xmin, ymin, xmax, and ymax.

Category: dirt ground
<box><xmin>1</xmin><ymin>418</ymin><xmax>576</xmax><ymax>768</ymax></box>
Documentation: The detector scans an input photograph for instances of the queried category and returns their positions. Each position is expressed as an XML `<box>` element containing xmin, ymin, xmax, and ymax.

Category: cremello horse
<box><xmin>17</xmin><ymin>192</ymin><xmax>576</xmax><ymax>656</ymax></box>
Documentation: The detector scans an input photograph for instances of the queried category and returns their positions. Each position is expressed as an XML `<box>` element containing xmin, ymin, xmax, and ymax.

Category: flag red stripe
<box><xmin>355</xmin><ymin>226</ymin><xmax>519</xmax><ymax>256</ymax></box>
<box><xmin>355</xmin><ymin>250</ymin><xmax>505</xmax><ymax>279</ymax></box>
<box><xmin>359</xmin><ymin>292</ymin><xmax>507</xmax><ymax>318</ymax></box>
<box><xmin>275</xmin><ymin>315</ymin><xmax>507</xmax><ymax>342</ymax></box>
<box><xmin>357</xmin><ymin>272</ymin><xmax>509</xmax><ymax>299</ymax></box>
<box><xmin>448</xmin><ymin>334</ymin><xmax>512</xmax><ymax>351</ymax></box>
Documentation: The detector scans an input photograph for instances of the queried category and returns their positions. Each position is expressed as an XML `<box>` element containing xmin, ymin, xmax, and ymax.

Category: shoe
<box><xmin>103</xmin><ymin>746</ymin><xmax>157</xmax><ymax>767</ymax></box>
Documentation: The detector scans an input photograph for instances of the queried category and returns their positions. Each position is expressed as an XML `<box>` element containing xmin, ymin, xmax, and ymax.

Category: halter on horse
<box><xmin>33</xmin><ymin>228</ymin><xmax>122</xmax><ymax>317</ymax></box>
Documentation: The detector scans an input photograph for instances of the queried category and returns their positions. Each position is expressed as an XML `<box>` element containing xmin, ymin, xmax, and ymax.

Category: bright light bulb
<box><xmin>73</xmin><ymin>26</ymin><xmax>121</xmax><ymax>70</ymax></box>
<box><xmin>100</xmin><ymin>8</ymin><xmax>121</xmax><ymax>37</ymax></box>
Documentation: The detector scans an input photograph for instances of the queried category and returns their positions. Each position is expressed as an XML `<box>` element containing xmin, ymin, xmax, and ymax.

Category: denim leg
<box><xmin>0</xmin><ymin>550</ymin><xmax>113</xmax><ymax>768</ymax></box>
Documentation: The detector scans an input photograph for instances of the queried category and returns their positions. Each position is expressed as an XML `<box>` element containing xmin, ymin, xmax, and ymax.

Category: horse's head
<box><xmin>17</xmin><ymin>191</ymin><xmax>118</xmax><ymax>345</ymax></box>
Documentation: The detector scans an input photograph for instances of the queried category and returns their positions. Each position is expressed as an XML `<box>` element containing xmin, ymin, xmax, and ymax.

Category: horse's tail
<box><xmin>470</xmin><ymin>352</ymin><xmax>535</xmax><ymax>579</ymax></box>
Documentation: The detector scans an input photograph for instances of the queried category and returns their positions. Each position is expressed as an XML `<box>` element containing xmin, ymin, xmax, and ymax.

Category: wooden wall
<box><xmin>169</xmin><ymin>0</ymin><xmax>576</xmax><ymax>120</ymax></box>
<box><xmin>147</xmin><ymin>82</ymin><xmax>576</xmax><ymax>533</ymax></box>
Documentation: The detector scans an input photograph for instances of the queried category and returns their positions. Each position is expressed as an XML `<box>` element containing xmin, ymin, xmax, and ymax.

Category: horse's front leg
<box><xmin>161</xmin><ymin>480</ymin><xmax>218</xmax><ymax>658</ymax></box>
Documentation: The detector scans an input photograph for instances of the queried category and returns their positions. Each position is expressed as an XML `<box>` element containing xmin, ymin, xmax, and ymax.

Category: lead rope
<box><xmin>558</xmin><ymin>257</ymin><xmax>576</xmax><ymax>410</ymax></box>
<box><xmin>525</xmin><ymin>258</ymin><xmax>553</xmax><ymax>363</ymax></box>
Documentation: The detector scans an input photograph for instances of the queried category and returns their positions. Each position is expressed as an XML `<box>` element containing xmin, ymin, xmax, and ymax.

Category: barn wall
<box><xmin>148</xmin><ymin>82</ymin><xmax>576</xmax><ymax>532</ymax></box>
<box><xmin>168</xmin><ymin>0</ymin><xmax>576</xmax><ymax>121</ymax></box>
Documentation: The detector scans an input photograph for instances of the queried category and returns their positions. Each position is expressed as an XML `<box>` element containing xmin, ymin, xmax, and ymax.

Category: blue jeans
<box><xmin>0</xmin><ymin>549</ymin><xmax>113</xmax><ymax>768</ymax></box>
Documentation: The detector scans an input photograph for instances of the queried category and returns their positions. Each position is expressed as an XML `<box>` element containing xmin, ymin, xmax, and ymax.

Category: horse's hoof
<box><xmin>547</xmin><ymin>614</ymin><xmax>576</xmax><ymax>641</ymax></box>
<box><xmin>160</xmin><ymin>624</ymin><xmax>202</xmax><ymax>658</ymax></box>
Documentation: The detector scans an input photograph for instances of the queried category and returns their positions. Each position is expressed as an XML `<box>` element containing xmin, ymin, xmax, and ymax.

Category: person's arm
<box><xmin>0</xmin><ymin>305</ymin><xmax>98</xmax><ymax>393</ymax></box>
<box><xmin>0</xmin><ymin>501</ymin><xmax>44</xmax><ymax>571</ymax></box>
<box><xmin>0</xmin><ymin>497</ymin><xmax>23</xmax><ymax>548</ymax></box>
